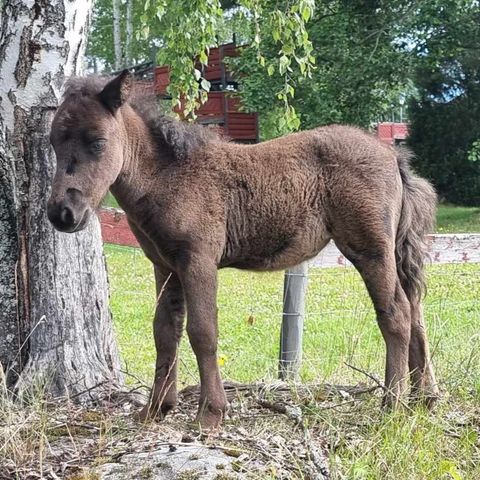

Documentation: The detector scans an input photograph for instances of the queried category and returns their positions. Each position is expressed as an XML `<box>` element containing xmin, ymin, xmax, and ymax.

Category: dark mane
<box><xmin>63</xmin><ymin>76</ymin><xmax>221</xmax><ymax>161</ymax></box>
<box><xmin>130</xmin><ymin>95</ymin><xmax>221</xmax><ymax>161</ymax></box>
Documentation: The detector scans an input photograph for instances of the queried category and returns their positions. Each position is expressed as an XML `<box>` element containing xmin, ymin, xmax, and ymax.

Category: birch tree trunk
<box><xmin>113</xmin><ymin>0</ymin><xmax>123</xmax><ymax>70</ymax></box>
<box><xmin>0</xmin><ymin>0</ymin><xmax>123</xmax><ymax>401</ymax></box>
<box><xmin>126</xmin><ymin>0</ymin><xmax>133</xmax><ymax>66</ymax></box>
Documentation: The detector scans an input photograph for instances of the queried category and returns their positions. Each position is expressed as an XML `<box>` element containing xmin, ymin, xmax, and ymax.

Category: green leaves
<box><xmin>228</xmin><ymin>0</ymin><xmax>419</xmax><ymax>137</ymax></box>
<box><xmin>468</xmin><ymin>140</ymin><xmax>480</xmax><ymax>163</ymax></box>
<box><xmin>278</xmin><ymin>55</ymin><xmax>290</xmax><ymax>75</ymax></box>
<box><xmin>408</xmin><ymin>0</ymin><xmax>480</xmax><ymax>205</ymax></box>
<box><xmin>136</xmin><ymin>0</ymin><xmax>317</xmax><ymax>126</ymax></box>
<box><xmin>200</xmin><ymin>78</ymin><xmax>211</xmax><ymax>92</ymax></box>
<box><xmin>301</xmin><ymin>4</ymin><xmax>312</xmax><ymax>22</ymax></box>
<box><xmin>198</xmin><ymin>50</ymin><xmax>209</xmax><ymax>66</ymax></box>
<box><xmin>140</xmin><ymin>0</ymin><xmax>224</xmax><ymax>118</ymax></box>
<box><xmin>438</xmin><ymin>460</ymin><xmax>463</xmax><ymax>480</ymax></box>
<box><xmin>244</xmin><ymin>0</ymin><xmax>316</xmax><ymax>132</ymax></box>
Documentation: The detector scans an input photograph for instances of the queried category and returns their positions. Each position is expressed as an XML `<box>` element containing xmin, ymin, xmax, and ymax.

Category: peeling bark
<box><xmin>0</xmin><ymin>0</ymin><xmax>123</xmax><ymax>401</ymax></box>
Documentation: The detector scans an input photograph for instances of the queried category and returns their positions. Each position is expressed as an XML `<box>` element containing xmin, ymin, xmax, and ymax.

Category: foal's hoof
<box><xmin>133</xmin><ymin>402</ymin><xmax>175</xmax><ymax>422</ymax></box>
<box><xmin>132</xmin><ymin>406</ymin><xmax>151</xmax><ymax>422</ymax></box>
<box><xmin>195</xmin><ymin>406</ymin><xmax>224</xmax><ymax>432</ymax></box>
<box><xmin>410</xmin><ymin>389</ymin><xmax>441</xmax><ymax>410</ymax></box>
<box><xmin>381</xmin><ymin>392</ymin><xmax>407</xmax><ymax>411</ymax></box>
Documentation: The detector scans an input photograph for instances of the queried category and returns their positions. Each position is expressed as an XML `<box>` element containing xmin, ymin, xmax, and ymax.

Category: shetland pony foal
<box><xmin>47</xmin><ymin>71</ymin><xmax>439</xmax><ymax>429</ymax></box>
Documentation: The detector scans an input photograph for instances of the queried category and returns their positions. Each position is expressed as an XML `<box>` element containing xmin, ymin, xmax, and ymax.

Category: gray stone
<box><xmin>96</xmin><ymin>445</ymin><xmax>243</xmax><ymax>479</ymax></box>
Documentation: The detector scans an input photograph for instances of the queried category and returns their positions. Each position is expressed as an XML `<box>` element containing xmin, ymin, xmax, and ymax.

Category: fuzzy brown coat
<box><xmin>47</xmin><ymin>71</ymin><xmax>439</xmax><ymax>428</ymax></box>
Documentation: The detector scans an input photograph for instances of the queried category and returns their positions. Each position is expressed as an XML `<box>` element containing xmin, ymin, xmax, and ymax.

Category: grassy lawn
<box><xmin>105</xmin><ymin>244</ymin><xmax>480</xmax><ymax>479</ymax></box>
<box><xmin>436</xmin><ymin>204</ymin><xmax>480</xmax><ymax>233</ymax></box>
<box><xmin>103</xmin><ymin>191</ymin><xmax>120</xmax><ymax>209</ymax></box>
<box><xmin>106</xmin><ymin>245</ymin><xmax>479</xmax><ymax>390</ymax></box>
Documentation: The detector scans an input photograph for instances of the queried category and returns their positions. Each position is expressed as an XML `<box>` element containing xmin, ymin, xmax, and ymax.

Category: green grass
<box><xmin>436</xmin><ymin>204</ymin><xmax>480</xmax><ymax>233</ymax></box>
<box><xmin>106</xmin><ymin>243</ymin><xmax>479</xmax><ymax>391</ymax></box>
<box><xmin>324</xmin><ymin>402</ymin><xmax>480</xmax><ymax>479</ymax></box>
<box><xmin>103</xmin><ymin>192</ymin><xmax>119</xmax><ymax>209</ymax></box>
<box><xmin>104</xmin><ymin>244</ymin><xmax>480</xmax><ymax>479</ymax></box>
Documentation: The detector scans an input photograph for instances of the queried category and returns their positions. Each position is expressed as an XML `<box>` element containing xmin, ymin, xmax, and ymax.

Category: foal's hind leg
<box><xmin>409</xmin><ymin>301</ymin><xmax>439</xmax><ymax>406</ymax></box>
<box><xmin>136</xmin><ymin>267</ymin><xmax>185</xmax><ymax>421</ymax></box>
<box><xmin>336</xmin><ymin>242</ymin><xmax>412</xmax><ymax>407</ymax></box>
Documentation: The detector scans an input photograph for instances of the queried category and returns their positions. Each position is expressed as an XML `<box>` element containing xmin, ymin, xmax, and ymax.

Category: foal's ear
<box><xmin>99</xmin><ymin>69</ymin><xmax>133</xmax><ymax>112</ymax></box>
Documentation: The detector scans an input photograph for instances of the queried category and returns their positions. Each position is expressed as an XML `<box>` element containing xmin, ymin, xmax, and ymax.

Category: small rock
<box><xmin>95</xmin><ymin>445</ymin><xmax>245</xmax><ymax>479</ymax></box>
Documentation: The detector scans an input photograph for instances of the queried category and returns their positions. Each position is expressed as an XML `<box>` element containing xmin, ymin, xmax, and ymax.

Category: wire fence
<box><xmin>103</xmin><ymin>235</ymin><xmax>480</xmax><ymax>393</ymax></box>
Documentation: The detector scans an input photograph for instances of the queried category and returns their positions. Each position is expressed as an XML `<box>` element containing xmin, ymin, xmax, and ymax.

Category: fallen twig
<box><xmin>344</xmin><ymin>363</ymin><xmax>386</xmax><ymax>392</ymax></box>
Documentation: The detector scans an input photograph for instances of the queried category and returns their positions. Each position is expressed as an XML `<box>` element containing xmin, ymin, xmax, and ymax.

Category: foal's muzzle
<box><xmin>47</xmin><ymin>188</ymin><xmax>90</xmax><ymax>233</ymax></box>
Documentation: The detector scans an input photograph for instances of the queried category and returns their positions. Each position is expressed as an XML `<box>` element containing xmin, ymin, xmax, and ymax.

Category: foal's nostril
<box><xmin>60</xmin><ymin>206</ymin><xmax>74</xmax><ymax>226</ymax></box>
<box><xmin>47</xmin><ymin>191</ymin><xmax>89</xmax><ymax>233</ymax></box>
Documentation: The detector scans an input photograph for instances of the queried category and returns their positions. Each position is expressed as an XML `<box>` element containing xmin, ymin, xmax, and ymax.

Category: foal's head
<box><xmin>48</xmin><ymin>70</ymin><xmax>133</xmax><ymax>232</ymax></box>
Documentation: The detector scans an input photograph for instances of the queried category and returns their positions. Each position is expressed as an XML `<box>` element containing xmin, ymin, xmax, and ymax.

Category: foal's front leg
<box><xmin>137</xmin><ymin>267</ymin><xmax>185</xmax><ymax>421</ymax></box>
<box><xmin>179</xmin><ymin>255</ymin><xmax>227</xmax><ymax>430</ymax></box>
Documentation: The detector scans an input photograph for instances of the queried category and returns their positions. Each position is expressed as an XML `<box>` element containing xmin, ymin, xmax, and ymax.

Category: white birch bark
<box><xmin>113</xmin><ymin>0</ymin><xmax>123</xmax><ymax>70</ymax></box>
<box><xmin>126</xmin><ymin>0</ymin><xmax>133</xmax><ymax>66</ymax></box>
<box><xmin>0</xmin><ymin>0</ymin><xmax>123</xmax><ymax>401</ymax></box>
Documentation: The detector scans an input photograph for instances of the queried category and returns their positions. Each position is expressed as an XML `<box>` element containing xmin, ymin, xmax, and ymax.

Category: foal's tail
<box><xmin>395</xmin><ymin>147</ymin><xmax>437</xmax><ymax>302</ymax></box>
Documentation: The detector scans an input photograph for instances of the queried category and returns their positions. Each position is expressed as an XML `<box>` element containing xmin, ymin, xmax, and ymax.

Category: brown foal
<box><xmin>47</xmin><ymin>71</ymin><xmax>439</xmax><ymax>429</ymax></box>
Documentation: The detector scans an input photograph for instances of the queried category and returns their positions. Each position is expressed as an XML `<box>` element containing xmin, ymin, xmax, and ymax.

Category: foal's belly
<box><xmin>221</xmin><ymin>216</ymin><xmax>330</xmax><ymax>271</ymax></box>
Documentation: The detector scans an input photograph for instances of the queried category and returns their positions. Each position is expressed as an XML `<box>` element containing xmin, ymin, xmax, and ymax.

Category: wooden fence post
<box><xmin>279</xmin><ymin>262</ymin><xmax>308</xmax><ymax>380</ymax></box>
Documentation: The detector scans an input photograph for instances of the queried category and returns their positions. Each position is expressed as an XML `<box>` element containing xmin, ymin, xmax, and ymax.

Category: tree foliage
<box><xmin>138</xmin><ymin>0</ymin><xmax>315</xmax><ymax>124</ymax></box>
<box><xmin>407</xmin><ymin>0</ymin><xmax>480</xmax><ymax>205</ymax></box>
<box><xmin>87</xmin><ymin>0</ymin><xmax>419</xmax><ymax>131</ymax></box>
<box><xmin>231</xmin><ymin>0</ymin><xmax>418</xmax><ymax>137</ymax></box>
<box><xmin>87</xmin><ymin>0</ymin><xmax>162</xmax><ymax>70</ymax></box>
<box><xmin>87</xmin><ymin>0</ymin><xmax>480</xmax><ymax>204</ymax></box>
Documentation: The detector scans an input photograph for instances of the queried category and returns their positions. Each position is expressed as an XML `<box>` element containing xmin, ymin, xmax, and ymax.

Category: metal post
<box><xmin>279</xmin><ymin>262</ymin><xmax>308</xmax><ymax>380</ymax></box>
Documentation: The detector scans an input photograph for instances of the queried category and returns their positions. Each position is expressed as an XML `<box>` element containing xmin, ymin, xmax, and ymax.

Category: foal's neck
<box><xmin>110</xmin><ymin>105</ymin><xmax>159</xmax><ymax>213</ymax></box>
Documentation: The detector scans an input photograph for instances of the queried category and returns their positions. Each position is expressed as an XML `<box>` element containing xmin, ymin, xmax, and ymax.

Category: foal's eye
<box><xmin>90</xmin><ymin>139</ymin><xmax>106</xmax><ymax>153</ymax></box>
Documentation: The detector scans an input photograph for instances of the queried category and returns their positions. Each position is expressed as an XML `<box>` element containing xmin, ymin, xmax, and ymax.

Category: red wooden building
<box><xmin>376</xmin><ymin>122</ymin><xmax>409</xmax><ymax>145</ymax></box>
<box><xmin>154</xmin><ymin>43</ymin><xmax>258</xmax><ymax>143</ymax></box>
